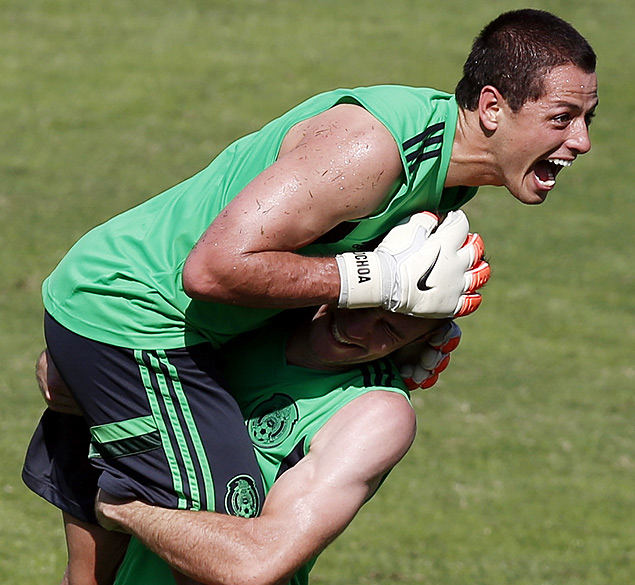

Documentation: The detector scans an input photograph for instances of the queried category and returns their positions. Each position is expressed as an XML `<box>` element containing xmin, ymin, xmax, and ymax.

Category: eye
<box><xmin>585</xmin><ymin>111</ymin><xmax>596</xmax><ymax>126</ymax></box>
<box><xmin>380</xmin><ymin>320</ymin><xmax>400</xmax><ymax>343</ymax></box>
<box><xmin>552</xmin><ymin>113</ymin><xmax>572</xmax><ymax>126</ymax></box>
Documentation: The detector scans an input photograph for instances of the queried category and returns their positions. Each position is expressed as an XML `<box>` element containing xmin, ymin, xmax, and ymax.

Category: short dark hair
<box><xmin>455</xmin><ymin>9</ymin><xmax>597</xmax><ymax>112</ymax></box>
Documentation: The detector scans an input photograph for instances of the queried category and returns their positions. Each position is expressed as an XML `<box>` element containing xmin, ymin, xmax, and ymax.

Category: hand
<box><xmin>393</xmin><ymin>321</ymin><xmax>462</xmax><ymax>390</ymax></box>
<box><xmin>336</xmin><ymin>211</ymin><xmax>490</xmax><ymax>318</ymax></box>
<box><xmin>377</xmin><ymin>211</ymin><xmax>490</xmax><ymax>317</ymax></box>
<box><xmin>35</xmin><ymin>350</ymin><xmax>83</xmax><ymax>415</ymax></box>
<box><xmin>95</xmin><ymin>488</ymin><xmax>138</xmax><ymax>533</ymax></box>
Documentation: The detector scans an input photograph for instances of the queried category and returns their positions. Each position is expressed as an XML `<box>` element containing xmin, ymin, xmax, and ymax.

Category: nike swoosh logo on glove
<box><xmin>417</xmin><ymin>250</ymin><xmax>441</xmax><ymax>291</ymax></box>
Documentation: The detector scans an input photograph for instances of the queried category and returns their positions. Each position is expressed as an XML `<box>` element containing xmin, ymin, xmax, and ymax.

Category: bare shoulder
<box><xmin>343</xmin><ymin>390</ymin><xmax>416</xmax><ymax>442</ymax></box>
<box><xmin>310</xmin><ymin>390</ymin><xmax>416</xmax><ymax>476</ymax></box>
<box><xmin>280</xmin><ymin>103</ymin><xmax>400</xmax><ymax>160</ymax></box>
<box><xmin>272</xmin><ymin>103</ymin><xmax>404</xmax><ymax>223</ymax></box>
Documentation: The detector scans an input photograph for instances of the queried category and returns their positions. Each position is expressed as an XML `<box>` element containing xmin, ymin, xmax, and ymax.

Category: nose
<box><xmin>567</xmin><ymin>118</ymin><xmax>592</xmax><ymax>155</ymax></box>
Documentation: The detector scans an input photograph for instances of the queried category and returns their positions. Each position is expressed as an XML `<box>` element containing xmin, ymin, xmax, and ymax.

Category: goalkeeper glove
<box><xmin>336</xmin><ymin>210</ymin><xmax>490</xmax><ymax>318</ymax></box>
<box><xmin>394</xmin><ymin>320</ymin><xmax>462</xmax><ymax>390</ymax></box>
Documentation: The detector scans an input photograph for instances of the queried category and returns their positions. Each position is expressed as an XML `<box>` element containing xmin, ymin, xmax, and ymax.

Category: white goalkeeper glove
<box><xmin>394</xmin><ymin>320</ymin><xmax>462</xmax><ymax>390</ymax></box>
<box><xmin>336</xmin><ymin>211</ymin><xmax>490</xmax><ymax>318</ymax></box>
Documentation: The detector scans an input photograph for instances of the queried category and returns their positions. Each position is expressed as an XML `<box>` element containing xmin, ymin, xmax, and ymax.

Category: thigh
<box><xmin>44</xmin><ymin>314</ymin><xmax>264</xmax><ymax>516</ymax></box>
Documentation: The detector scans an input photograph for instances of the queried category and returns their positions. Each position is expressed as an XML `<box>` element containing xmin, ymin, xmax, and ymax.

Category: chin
<box><xmin>509</xmin><ymin>184</ymin><xmax>550</xmax><ymax>205</ymax></box>
<box><xmin>522</xmin><ymin>193</ymin><xmax>549</xmax><ymax>205</ymax></box>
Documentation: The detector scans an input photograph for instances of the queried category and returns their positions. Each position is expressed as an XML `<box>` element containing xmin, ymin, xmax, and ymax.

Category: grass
<box><xmin>1</xmin><ymin>0</ymin><xmax>633</xmax><ymax>583</ymax></box>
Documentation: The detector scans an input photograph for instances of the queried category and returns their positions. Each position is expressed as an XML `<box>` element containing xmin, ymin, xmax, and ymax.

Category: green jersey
<box><xmin>114</xmin><ymin>324</ymin><xmax>410</xmax><ymax>585</ymax></box>
<box><xmin>43</xmin><ymin>86</ymin><xmax>476</xmax><ymax>349</ymax></box>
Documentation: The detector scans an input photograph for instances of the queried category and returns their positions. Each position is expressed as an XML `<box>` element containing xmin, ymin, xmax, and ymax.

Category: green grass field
<box><xmin>1</xmin><ymin>0</ymin><xmax>633</xmax><ymax>583</ymax></box>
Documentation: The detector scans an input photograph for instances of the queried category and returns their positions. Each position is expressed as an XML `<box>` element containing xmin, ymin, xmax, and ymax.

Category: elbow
<box><xmin>205</xmin><ymin>561</ymin><xmax>289</xmax><ymax>585</ymax></box>
<box><xmin>236</xmin><ymin>567</ymin><xmax>291</xmax><ymax>585</ymax></box>
<box><xmin>215</xmin><ymin>538</ymin><xmax>297</xmax><ymax>585</ymax></box>
<box><xmin>182</xmin><ymin>255</ymin><xmax>226</xmax><ymax>301</ymax></box>
<box><xmin>181</xmin><ymin>258</ymin><xmax>207</xmax><ymax>300</ymax></box>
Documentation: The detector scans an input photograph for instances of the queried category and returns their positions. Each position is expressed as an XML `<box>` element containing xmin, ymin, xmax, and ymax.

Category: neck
<box><xmin>445</xmin><ymin>108</ymin><xmax>502</xmax><ymax>188</ymax></box>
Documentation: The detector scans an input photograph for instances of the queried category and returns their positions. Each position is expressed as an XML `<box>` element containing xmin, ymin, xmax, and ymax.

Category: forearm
<box><xmin>97</xmin><ymin>497</ymin><xmax>307</xmax><ymax>585</ymax></box>
<box><xmin>183</xmin><ymin>250</ymin><xmax>341</xmax><ymax>308</ymax></box>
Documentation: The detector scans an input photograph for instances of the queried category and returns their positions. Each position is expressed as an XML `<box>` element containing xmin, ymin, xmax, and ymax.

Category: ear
<box><xmin>478</xmin><ymin>86</ymin><xmax>504</xmax><ymax>131</ymax></box>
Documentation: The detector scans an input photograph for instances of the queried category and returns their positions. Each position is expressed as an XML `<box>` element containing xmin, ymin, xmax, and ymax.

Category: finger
<box><xmin>427</xmin><ymin>321</ymin><xmax>455</xmax><ymax>347</ymax></box>
<box><xmin>439</xmin><ymin>334</ymin><xmax>461</xmax><ymax>353</ymax></box>
<box><xmin>403</xmin><ymin>377</ymin><xmax>420</xmax><ymax>391</ymax></box>
<box><xmin>411</xmin><ymin>362</ymin><xmax>435</xmax><ymax>384</ymax></box>
<box><xmin>420</xmin><ymin>373</ymin><xmax>440</xmax><ymax>390</ymax></box>
<box><xmin>457</xmin><ymin>232</ymin><xmax>485</xmax><ymax>268</ymax></box>
<box><xmin>411</xmin><ymin>211</ymin><xmax>441</xmax><ymax>230</ymax></box>
<box><xmin>430</xmin><ymin>210</ymin><xmax>470</xmax><ymax>250</ymax></box>
<box><xmin>454</xmin><ymin>293</ymin><xmax>482</xmax><ymax>317</ymax></box>
<box><xmin>417</xmin><ymin>346</ymin><xmax>445</xmax><ymax>370</ymax></box>
<box><xmin>432</xmin><ymin>354</ymin><xmax>451</xmax><ymax>375</ymax></box>
<box><xmin>402</xmin><ymin>212</ymin><xmax>441</xmax><ymax>249</ymax></box>
<box><xmin>464</xmin><ymin>259</ymin><xmax>491</xmax><ymax>293</ymax></box>
<box><xmin>380</xmin><ymin>212</ymin><xmax>440</xmax><ymax>251</ymax></box>
<box><xmin>429</xmin><ymin>321</ymin><xmax>462</xmax><ymax>350</ymax></box>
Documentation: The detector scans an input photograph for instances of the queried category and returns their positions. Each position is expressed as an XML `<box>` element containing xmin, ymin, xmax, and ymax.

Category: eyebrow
<box><xmin>553</xmin><ymin>99</ymin><xmax>599</xmax><ymax>114</ymax></box>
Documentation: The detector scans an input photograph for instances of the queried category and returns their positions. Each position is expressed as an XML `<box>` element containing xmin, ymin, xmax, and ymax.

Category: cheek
<box><xmin>369</xmin><ymin>340</ymin><xmax>399</xmax><ymax>360</ymax></box>
<box><xmin>307</xmin><ymin>326</ymin><xmax>333</xmax><ymax>357</ymax></box>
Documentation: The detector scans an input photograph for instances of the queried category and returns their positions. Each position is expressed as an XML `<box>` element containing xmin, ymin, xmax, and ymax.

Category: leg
<box><xmin>22</xmin><ymin>408</ymin><xmax>127</xmax><ymax>584</ymax></box>
<box><xmin>43</xmin><ymin>314</ymin><xmax>265</xmax><ymax>516</ymax></box>
<box><xmin>38</xmin><ymin>315</ymin><xmax>265</xmax><ymax>585</ymax></box>
<box><xmin>39</xmin><ymin>318</ymin><xmax>264</xmax><ymax>585</ymax></box>
<box><xmin>62</xmin><ymin>512</ymin><xmax>130</xmax><ymax>585</ymax></box>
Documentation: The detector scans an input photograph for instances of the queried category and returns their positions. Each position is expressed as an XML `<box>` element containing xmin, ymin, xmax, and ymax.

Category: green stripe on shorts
<box><xmin>156</xmin><ymin>350</ymin><xmax>215</xmax><ymax>510</ymax></box>
<box><xmin>89</xmin><ymin>416</ymin><xmax>162</xmax><ymax>459</ymax></box>
<box><xmin>134</xmin><ymin>349</ymin><xmax>215</xmax><ymax>511</ymax></box>
<box><xmin>147</xmin><ymin>351</ymin><xmax>202</xmax><ymax>509</ymax></box>
<box><xmin>135</xmin><ymin>349</ymin><xmax>188</xmax><ymax>509</ymax></box>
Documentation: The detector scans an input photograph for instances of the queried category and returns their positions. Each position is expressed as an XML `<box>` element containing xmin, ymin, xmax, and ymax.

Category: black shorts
<box><xmin>22</xmin><ymin>313</ymin><xmax>264</xmax><ymax>524</ymax></box>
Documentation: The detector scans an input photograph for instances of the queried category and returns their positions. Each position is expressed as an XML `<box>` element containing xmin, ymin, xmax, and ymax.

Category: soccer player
<box><xmin>30</xmin><ymin>306</ymin><xmax>461</xmax><ymax>585</ymax></box>
<box><xmin>111</xmin><ymin>307</ymin><xmax>462</xmax><ymax>585</ymax></box>
<box><xmin>25</xmin><ymin>7</ymin><xmax>597</xmax><ymax>584</ymax></box>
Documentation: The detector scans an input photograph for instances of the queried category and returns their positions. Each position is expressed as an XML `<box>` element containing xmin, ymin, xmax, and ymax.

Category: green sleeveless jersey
<box><xmin>43</xmin><ymin>86</ymin><xmax>476</xmax><ymax>349</ymax></box>
<box><xmin>113</xmin><ymin>325</ymin><xmax>410</xmax><ymax>585</ymax></box>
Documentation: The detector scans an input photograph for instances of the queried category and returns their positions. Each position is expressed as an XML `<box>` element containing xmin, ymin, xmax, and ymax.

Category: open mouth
<box><xmin>533</xmin><ymin>158</ymin><xmax>573</xmax><ymax>189</ymax></box>
<box><xmin>331</xmin><ymin>320</ymin><xmax>357</xmax><ymax>347</ymax></box>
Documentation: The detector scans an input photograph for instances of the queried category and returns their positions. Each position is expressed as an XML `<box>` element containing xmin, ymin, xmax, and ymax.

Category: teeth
<box><xmin>549</xmin><ymin>158</ymin><xmax>573</xmax><ymax>167</ymax></box>
<box><xmin>332</xmin><ymin>322</ymin><xmax>354</xmax><ymax>345</ymax></box>
<box><xmin>536</xmin><ymin>158</ymin><xmax>571</xmax><ymax>188</ymax></box>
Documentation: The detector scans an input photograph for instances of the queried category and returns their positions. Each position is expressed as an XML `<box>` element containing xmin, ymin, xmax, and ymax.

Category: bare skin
<box><xmin>286</xmin><ymin>305</ymin><xmax>448</xmax><ymax>370</ymax></box>
<box><xmin>182</xmin><ymin>104</ymin><xmax>403</xmax><ymax>307</ymax></box>
<box><xmin>60</xmin><ymin>513</ymin><xmax>130</xmax><ymax>585</ymax></box>
<box><xmin>94</xmin><ymin>310</ymin><xmax>441</xmax><ymax>585</ymax></box>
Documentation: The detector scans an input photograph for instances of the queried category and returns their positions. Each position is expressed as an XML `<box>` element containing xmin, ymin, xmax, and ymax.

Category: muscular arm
<box><xmin>182</xmin><ymin>104</ymin><xmax>404</xmax><ymax>308</ymax></box>
<box><xmin>98</xmin><ymin>391</ymin><xmax>416</xmax><ymax>585</ymax></box>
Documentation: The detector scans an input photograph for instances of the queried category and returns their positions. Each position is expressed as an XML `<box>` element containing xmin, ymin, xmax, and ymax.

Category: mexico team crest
<box><xmin>225</xmin><ymin>475</ymin><xmax>260</xmax><ymax>518</ymax></box>
<box><xmin>248</xmin><ymin>393</ymin><xmax>299</xmax><ymax>448</ymax></box>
